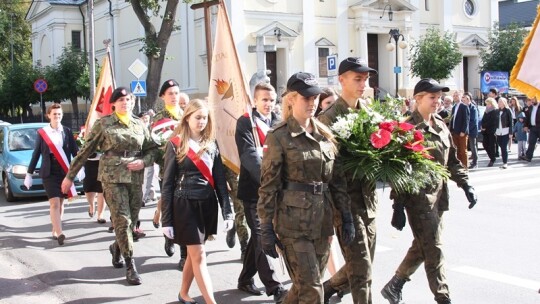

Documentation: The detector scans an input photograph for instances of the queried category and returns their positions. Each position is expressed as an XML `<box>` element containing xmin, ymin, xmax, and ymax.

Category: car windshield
<box><xmin>8</xmin><ymin>128</ymin><xmax>38</xmax><ymax>151</ymax></box>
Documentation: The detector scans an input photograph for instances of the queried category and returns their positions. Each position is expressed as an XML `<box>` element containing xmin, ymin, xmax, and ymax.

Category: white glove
<box><xmin>223</xmin><ymin>219</ymin><xmax>234</xmax><ymax>232</ymax></box>
<box><xmin>24</xmin><ymin>173</ymin><xmax>33</xmax><ymax>190</ymax></box>
<box><xmin>76</xmin><ymin>167</ymin><xmax>85</xmax><ymax>181</ymax></box>
<box><xmin>162</xmin><ymin>226</ymin><xmax>174</xmax><ymax>239</ymax></box>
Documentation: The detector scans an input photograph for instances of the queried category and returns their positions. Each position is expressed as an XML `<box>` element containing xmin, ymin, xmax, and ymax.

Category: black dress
<box><xmin>160</xmin><ymin>139</ymin><xmax>233</xmax><ymax>245</ymax></box>
<box><xmin>82</xmin><ymin>153</ymin><xmax>103</xmax><ymax>193</ymax></box>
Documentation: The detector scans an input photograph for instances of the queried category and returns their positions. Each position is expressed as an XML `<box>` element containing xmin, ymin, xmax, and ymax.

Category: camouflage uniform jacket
<box><xmin>66</xmin><ymin>114</ymin><xmax>157</xmax><ymax>184</ymax></box>
<box><xmin>257</xmin><ymin>116</ymin><xmax>351</xmax><ymax>240</ymax></box>
<box><xmin>318</xmin><ymin>96</ymin><xmax>378</xmax><ymax>219</ymax></box>
<box><xmin>395</xmin><ymin>110</ymin><xmax>469</xmax><ymax>212</ymax></box>
<box><xmin>152</xmin><ymin>108</ymin><xmax>183</xmax><ymax>170</ymax></box>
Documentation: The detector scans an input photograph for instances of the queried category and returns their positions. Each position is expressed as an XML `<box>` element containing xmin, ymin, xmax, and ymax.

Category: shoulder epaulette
<box><xmin>268</xmin><ymin>120</ymin><xmax>287</xmax><ymax>133</ymax></box>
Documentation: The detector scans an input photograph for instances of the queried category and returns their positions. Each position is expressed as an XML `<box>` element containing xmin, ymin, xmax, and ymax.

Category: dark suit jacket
<box><xmin>450</xmin><ymin>103</ymin><xmax>470</xmax><ymax>135</ymax></box>
<box><xmin>524</xmin><ymin>104</ymin><xmax>540</xmax><ymax>128</ymax></box>
<box><xmin>27</xmin><ymin>125</ymin><xmax>78</xmax><ymax>178</ymax></box>
<box><xmin>235</xmin><ymin>109</ymin><xmax>280</xmax><ymax>202</ymax></box>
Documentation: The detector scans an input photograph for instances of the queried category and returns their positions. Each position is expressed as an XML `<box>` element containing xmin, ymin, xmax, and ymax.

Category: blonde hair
<box><xmin>171</xmin><ymin>99</ymin><xmax>215</xmax><ymax>162</ymax></box>
<box><xmin>283</xmin><ymin>91</ymin><xmax>337</xmax><ymax>153</ymax></box>
<box><xmin>498</xmin><ymin>97</ymin><xmax>509</xmax><ymax>109</ymax></box>
<box><xmin>485</xmin><ymin>97</ymin><xmax>497</xmax><ymax>108</ymax></box>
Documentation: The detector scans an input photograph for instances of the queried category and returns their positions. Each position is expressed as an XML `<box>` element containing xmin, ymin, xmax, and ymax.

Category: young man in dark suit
<box><xmin>235</xmin><ymin>82</ymin><xmax>287</xmax><ymax>303</ymax></box>
<box><xmin>450</xmin><ymin>91</ymin><xmax>470</xmax><ymax>168</ymax></box>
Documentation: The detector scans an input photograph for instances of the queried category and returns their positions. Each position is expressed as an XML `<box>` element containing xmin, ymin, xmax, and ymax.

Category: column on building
<box><xmin>179</xmin><ymin>3</ymin><xmax>197</xmax><ymax>91</ymax></box>
<box><xmin>50</xmin><ymin>23</ymin><xmax>66</xmax><ymax>64</ymax></box>
<box><xmin>440</xmin><ymin>0</ymin><xmax>458</xmax><ymax>88</ymax></box>
<box><xmin>302</xmin><ymin>0</ymin><xmax>316</xmax><ymax>73</ymax></box>
<box><xmin>336</xmin><ymin>0</ymin><xmax>349</xmax><ymax>63</ymax></box>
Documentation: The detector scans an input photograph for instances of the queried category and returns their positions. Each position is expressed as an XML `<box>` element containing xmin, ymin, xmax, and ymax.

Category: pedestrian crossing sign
<box><xmin>131</xmin><ymin>80</ymin><xmax>147</xmax><ymax>97</ymax></box>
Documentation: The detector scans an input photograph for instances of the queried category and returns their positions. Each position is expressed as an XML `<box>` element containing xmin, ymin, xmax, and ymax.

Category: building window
<box><xmin>318</xmin><ymin>47</ymin><xmax>329</xmax><ymax>77</ymax></box>
<box><xmin>71</xmin><ymin>31</ymin><xmax>81</xmax><ymax>50</ymax></box>
<box><xmin>464</xmin><ymin>0</ymin><xmax>476</xmax><ymax>17</ymax></box>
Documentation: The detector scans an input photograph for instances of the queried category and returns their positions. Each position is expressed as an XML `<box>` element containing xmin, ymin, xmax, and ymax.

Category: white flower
<box><xmin>331</xmin><ymin>112</ymin><xmax>358</xmax><ymax>139</ymax></box>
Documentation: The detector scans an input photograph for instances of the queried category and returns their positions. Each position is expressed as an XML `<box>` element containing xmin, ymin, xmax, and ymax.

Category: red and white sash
<box><xmin>38</xmin><ymin>127</ymin><xmax>77</xmax><ymax>197</ymax></box>
<box><xmin>243</xmin><ymin>112</ymin><xmax>270</xmax><ymax>146</ymax></box>
<box><xmin>170</xmin><ymin>136</ymin><xmax>215</xmax><ymax>188</ymax></box>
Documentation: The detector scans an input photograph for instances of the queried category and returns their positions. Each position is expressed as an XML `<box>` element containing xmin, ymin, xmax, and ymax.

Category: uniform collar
<box><xmin>286</xmin><ymin>116</ymin><xmax>323</xmax><ymax>140</ymax></box>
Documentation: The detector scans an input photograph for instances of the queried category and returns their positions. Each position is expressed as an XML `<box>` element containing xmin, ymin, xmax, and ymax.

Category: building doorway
<box><xmin>266</xmin><ymin>51</ymin><xmax>277</xmax><ymax>90</ymax></box>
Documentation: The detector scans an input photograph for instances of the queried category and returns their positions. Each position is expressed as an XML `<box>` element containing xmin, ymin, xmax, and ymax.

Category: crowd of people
<box><xmin>26</xmin><ymin>56</ymin><xmax>540</xmax><ymax>303</ymax></box>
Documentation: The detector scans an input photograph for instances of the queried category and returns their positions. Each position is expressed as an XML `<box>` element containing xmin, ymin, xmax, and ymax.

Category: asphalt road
<box><xmin>1</xmin><ymin>145</ymin><xmax>539</xmax><ymax>304</ymax></box>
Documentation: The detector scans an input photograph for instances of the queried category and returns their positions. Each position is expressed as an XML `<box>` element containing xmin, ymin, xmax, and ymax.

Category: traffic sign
<box><xmin>34</xmin><ymin>79</ymin><xmax>48</xmax><ymax>93</ymax></box>
<box><xmin>131</xmin><ymin>80</ymin><xmax>147</xmax><ymax>97</ymax></box>
<box><xmin>394</xmin><ymin>66</ymin><xmax>402</xmax><ymax>74</ymax></box>
<box><xmin>128</xmin><ymin>59</ymin><xmax>148</xmax><ymax>79</ymax></box>
<box><xmin>327</xmin><ymin>55</ymin><xmax>338</xmax><ymax>77</ymax></box>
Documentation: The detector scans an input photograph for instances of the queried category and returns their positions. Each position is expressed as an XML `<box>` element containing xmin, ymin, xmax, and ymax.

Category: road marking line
<box><xmin>451</xmin><ymin>266</ymin><xmax>539</xmax><ymax>291</ymax></box>
<box><xmin>473</xmin><ymin>178</ymin><xmax>538</xmax><ymax>192</ymax></box>
<box><xmin>500</xmin><ymin>188</ymin><xmax>539</xmax><ymax>198</ymax></box>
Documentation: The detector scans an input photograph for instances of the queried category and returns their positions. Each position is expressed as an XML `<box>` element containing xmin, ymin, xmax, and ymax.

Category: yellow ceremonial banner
<box><xmin>510</xmin><ymin>5</ymin><xmax>540</xmax><ymax>99</ymax></box>
<box><xmin>208</xmin><ymin>2</ymin><xmax>253</xmax><ymax>174</ymax></box>
<box><xmin>85</xmin><ymin>53</ymin><xmax>116</xmax><ymax>137</ymax></box>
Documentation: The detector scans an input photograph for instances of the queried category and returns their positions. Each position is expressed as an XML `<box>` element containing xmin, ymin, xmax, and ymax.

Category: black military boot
<box><xmin>125</xmin><ymin>258</ymin><xmax>142</xmax><ymax>285</ymax></box>
<box><xmin>164</xmin><ymin>235</ymin><xmax>175</xmax><ymax>257</ymax></box>
<box><xmin>226</xmin><ymin>224</ymin><xmax>236</xmax><ymax>248</ymax></box>
<box><xmin>323</xmin><ymin>280</ymin><xmax>338</xmax><ymax>304</ymax></box>
<box><xmin>109</xmin><ymin>242</ymin><xmax>124</xmax><ymax>268</ymax></box>
<box><xmin>240</xmin><ymin>239</ymin><xmax>248</xmax><ymax>262</ymax></box>
<box><xmin>437</xmin><ymin>299</ymin><xmax>451</xmax><ymax>304</ymax></box>
<box><xmin>381</xmin><ymin>275</ymin><xmax>407</xmax><ymax>304</ymax></box>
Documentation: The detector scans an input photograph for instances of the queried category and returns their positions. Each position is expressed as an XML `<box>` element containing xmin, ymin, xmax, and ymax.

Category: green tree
<box><xmin>0</xmin><ymin>1</ymin><xmax>32</xmax><ymax>81</ymax></box>
<box><xmin>479</xmin><ymin>22</ymin><xmax>528</xmax><ymax>73</ymax></box>
<box><xmin>128</xmin><ymin>0</ymin><xmax>192</xmax><ymax>109</ymax></box>
<box><xmin>0</xmin><ymin>62</ymin><xmax>42</xmax><ymax>119</ymax></box>
<box><xmin>409</xmin><ymin>27</ymin><xmax>463</xmax><ymax>82</ymax></box>
<box><xmin>45</xmin><ymin>47</ymin><xmax>91</xmax><ymax>117</ymax></box>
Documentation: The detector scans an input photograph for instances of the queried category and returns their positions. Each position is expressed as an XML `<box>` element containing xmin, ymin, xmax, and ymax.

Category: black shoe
<box><xmin>152</xmin><ymin>210</ymin><xmax>160</xmax><ymax>229</ymax></box>
<box><xmin>487</xmin><ymin>161</ymin><xmax>494</xmax><ymax>167</ymax></box>
<box><xmin>273</xmin><ymin>287</ymin><xmax>288</xmax><ymax>303</ymax></box>
<box><xmin>97</xmin><ymin>218</ymin><xmax>106</xmax><ymax>224</ymax></box>
<box><xmin>226</xmin><ymin>224</ymin><xmax>236</xmax><ymax>248</ymax></box>
<box><xmin>109</xmin><ymin>242</ymin><xmax>125</xmax><ymax>268</ymax></box>
<box><xmin>469</xmin><ymin>163</ymin><xmax>477</xmax><ymax>169</ymax></box>
<box><xmin>323</xmin><ymin>280</ymin><xmax>337</xmax><ymax>304</ymax></box>
<box><xmin>237</xmin><ymin>283</ymin><xmax>264</xmax><ymax>296</ymax></box>
<box><xmin>178</xmin><ymin>295</ymin><xmax>198</xmax><ymax>304</ymax></box>
<box><xmin>178</xmin><ymin>257</ymin><xmax>186</xmax><ymax>271</ymax></box>
<box><xmin>125</xmin><ymin>258</ymin><xmax>142</xmax><ymax>285</ymax></box>
<box><xmin>437</xmin><ymin>299</ymin><xmax>451</xmax><ymax>304</ymax></box>
<box><xmin>164</xmin><ymin>235</ymin><xmax>175</xmax><ymax>257</ymax></box>
<box><xmin>381</xmin><ymin>275</ymin><xmax>407</xmax><ymax>304</ymax></box>
<box><xmin>57</xmin><ymin>234</ymin><xmax>65</xmax><ymax>246</ymax></box>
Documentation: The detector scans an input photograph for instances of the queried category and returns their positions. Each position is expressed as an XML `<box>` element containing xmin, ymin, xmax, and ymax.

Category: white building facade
<box><xmin>27</xmin><ymin>0</ymin><xmax>499</xmax><ymax>101</ymax></box>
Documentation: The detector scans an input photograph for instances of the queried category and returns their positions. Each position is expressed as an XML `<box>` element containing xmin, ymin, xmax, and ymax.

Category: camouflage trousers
<box><xmin>224</xmin><ymin>168</ymin><xmax>249</xmax><ymax>244</ymax></box>
<box><xmin>329</xmin><ymin>211</ymin><xmax>376</xmax><ymax>304</ymax></box>
<box><xmin>396</xmin><ymin>208</ymin><xmax>449</xmax><ymax>302</ymax></box>
<box><xmin>281</xmin><ymin>237</ymin><xmax>330</xmax><ymax>304</ymax></box>
<box><xmin>103</xmin><ymin>182</ymin><xmax>143</xmax><ymax>259</ymax></box>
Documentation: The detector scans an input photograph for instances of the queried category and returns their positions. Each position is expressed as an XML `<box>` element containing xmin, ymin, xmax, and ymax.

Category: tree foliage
<box><xmin>0</xmin><ymin>1</ymin><xmax>32</xmax><ymax>81</ymax></box>
<box><xmin>128</xmin><ymin>0</ymin><xmax>192</xmax><ymax>109</ymax></box>
<box><xmin>479</xmin><ymin>22</ymin><xmax>528</xmax><ymax>73</ymax></box>
<box><xmin>409</xmin><ymin>27</ymin><xmax>463</xmax><ymax>82</ymax></box>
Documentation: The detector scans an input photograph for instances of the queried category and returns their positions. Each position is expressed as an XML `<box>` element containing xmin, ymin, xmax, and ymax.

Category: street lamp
<box><xmin>387</xmin><ymin>28</ymin><xmax>407</xmax><ymax>97</ymax></box>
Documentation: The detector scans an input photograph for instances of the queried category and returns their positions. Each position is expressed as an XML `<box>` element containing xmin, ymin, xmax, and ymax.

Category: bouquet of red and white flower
<box><xmin>330</xmin><ymin>99</ymin><xmax>449</xmax><ymax>195</ymax></box>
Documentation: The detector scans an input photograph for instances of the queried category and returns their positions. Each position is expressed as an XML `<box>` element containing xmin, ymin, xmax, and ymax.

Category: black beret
<box><xmin>110</xmin><ymin>87</ymin><xmax>129</xmax><ymax>103</ymax></box>
<box><xmin>159</xmin><ymin>79</ymin><xmax>180</xmax><ymax>97</ymax></box>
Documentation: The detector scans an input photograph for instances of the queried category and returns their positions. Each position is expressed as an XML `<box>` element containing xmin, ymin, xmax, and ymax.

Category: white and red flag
<box><xmin>510</xmin><ymin>5</ymin><xmax>540</xmax><ymax>99</ymax></box>
<box><xmin>207</xmin><ymin>1</ymin><xmax>254</xmax><ymax>174</ymax></box>
<box><xmin>85</xmin><ymin>52</ymin><xmax>115</xmax><ymax>136</ymax></box>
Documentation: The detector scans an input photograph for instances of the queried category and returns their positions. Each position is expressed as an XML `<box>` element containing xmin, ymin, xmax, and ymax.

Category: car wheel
<box><xmin>3</xmin><ymin>173</ymin><xmax>16</xmax><ymax>202</ymax></box>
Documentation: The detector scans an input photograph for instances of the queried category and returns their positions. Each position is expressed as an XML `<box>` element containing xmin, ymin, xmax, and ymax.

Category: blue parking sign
<box><xmin>327</xmin><ymin>55</ymin><xmax>338</xmax><ymax>76</ymax></box>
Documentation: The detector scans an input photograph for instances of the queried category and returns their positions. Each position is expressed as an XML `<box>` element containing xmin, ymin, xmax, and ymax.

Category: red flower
<box><xmin>413</xmin><ymin>130</ymin><xmax>424</xmax><ymax>142</ymax></box>
<box><xmin>379</xmin><ymin>121</ymin><xmax>396</xmax><ymax>132</ymax></box>
<box><xmin>404</xmin><ymin>142</ymin><xmax>425</xmax><ymax>152</ymax></box>
<box><xmin>370</xmin><ymin>129</ymin><xmax>392</xmax><ymax>149</ymax></box>
<box><xmin>398</xmin><ymin>122</ymin><xmax>415</xmax><ymax>132</ymax></box>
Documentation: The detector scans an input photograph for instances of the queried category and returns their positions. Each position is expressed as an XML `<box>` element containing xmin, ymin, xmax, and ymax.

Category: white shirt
<box><xmin>496</xmin><ymin>111</ymin><xmax>509</xmax><ymax>136</ymax></box>
<box><xmin>44</xmin><ymin>124</ymin><xmax>64</xmax><ymax>148</ymax></box>
<box><xmin>256</xmin><ymin>110</ymin><xmax>272</xmax><ymax>126</ymax></box>
<box><xmin>531</xmin><ymin>104</ymin><xmax>538</xmax><ymax>126</ymax></box>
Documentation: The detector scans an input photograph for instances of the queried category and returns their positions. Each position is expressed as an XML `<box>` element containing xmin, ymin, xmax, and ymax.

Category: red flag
<box><xmin>85</xmin><ymin>53</ymin><xmax>115</xmax><ymax>137</ymax></box>
<box><xmin>208</xmin><ymin>2</ymin><xmax>253</xmax><ymax>173</ymax></box>
<box><xmin>510</xmin><ymin>5</ymin><xmax>540</xmax><ymax>99</ymax></box>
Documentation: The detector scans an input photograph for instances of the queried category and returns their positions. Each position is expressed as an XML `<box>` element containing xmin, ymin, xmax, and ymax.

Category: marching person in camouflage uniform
<box><xmin>258</xmin><ymin>72</ymin><xmax>355</xmax><ymax>304</ymax></box>
<box><xmin>224</xmin><ymin>166</ymin><xmax>249</xmax><ymax>259</ymax></box>
<box><xmin>62</xmin><ymin>87</ymin><xmax>157</xmax><ymax>285</ymax></box>
<box><xmin>318</xmin><ymin>57</ymin><xmax>379</xmax><ymax>304</ymax></box>
<box><xmin>148</xmin><ymin>79</ymin><xmax>187</xmax><ymax>267</ymax></box>
<box><xmin>381</xmin><ymin>79</ymin><xmax>477</xmax><ymax>304</ymax></box>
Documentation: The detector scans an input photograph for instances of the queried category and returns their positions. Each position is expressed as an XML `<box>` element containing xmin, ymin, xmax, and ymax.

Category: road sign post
<box><xmin>128</xmin><ymin>59</ymin><xmax>148</xmax><ymax>112</ymax></box>
<box><xmin>34</xmin><ymin>79</ymin><xmax>48</xmax><ymax>122</ymax></box>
